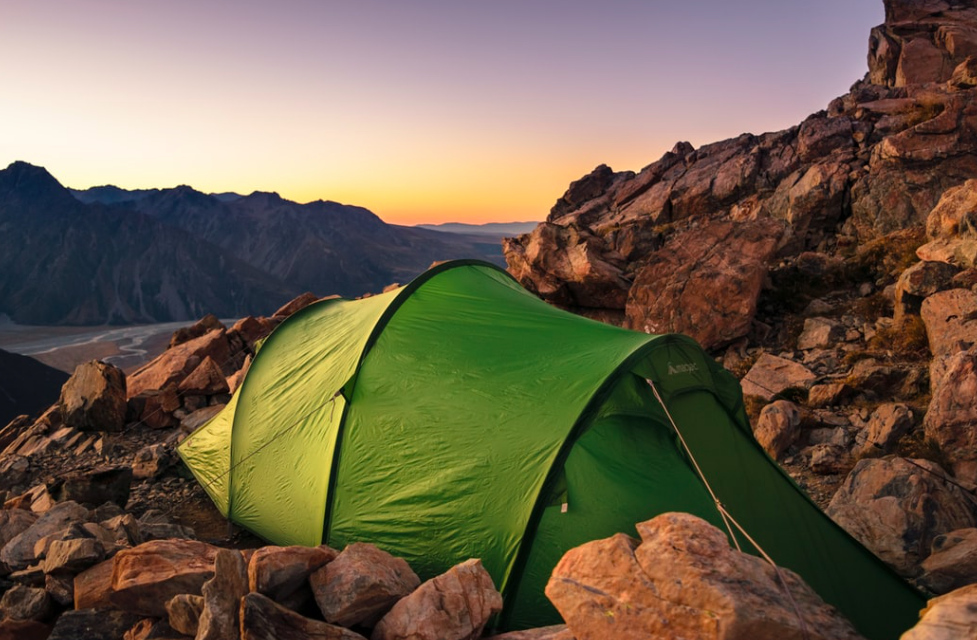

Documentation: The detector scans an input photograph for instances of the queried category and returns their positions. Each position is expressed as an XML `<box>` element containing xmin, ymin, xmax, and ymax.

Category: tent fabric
<box><xmin>179</xmin><ymin>259</ymin><xmax>924</xmax><ymax>639</ymax></box>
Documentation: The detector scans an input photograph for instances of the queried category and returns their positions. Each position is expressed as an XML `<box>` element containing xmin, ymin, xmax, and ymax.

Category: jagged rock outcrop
<box><xmin>503</xmin><ymin>0</ymin><xmax>977</xmax><ymax>350</ymax></box>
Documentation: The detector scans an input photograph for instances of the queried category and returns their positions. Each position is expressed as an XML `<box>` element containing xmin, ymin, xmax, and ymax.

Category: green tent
<box><xmin>178</xmin><ymin>260</ymin><xmax>923</xmax><ymax>638</ymax></box>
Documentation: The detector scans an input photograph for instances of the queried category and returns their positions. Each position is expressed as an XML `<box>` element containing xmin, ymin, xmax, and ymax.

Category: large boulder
<box><xmin>624</xmin><ymin>218</ymin><xmax>785</xmax><ymax>350</ymax></box>
<box><xmin>901</xmin><ymin>583</ymin><xmax>977</xmax><ymax>640</ymax></box>
<box><xmin>546</xmin><ymin>512</ymin><xmax>863</xmax><ymax>640</ymax></box>
<box><xmin>924</xmin><ymin>346</ymin><xmax>977</xmax><ymax>484</ymax></box>
<box><xmin>310</xmin><ymin>542</ymin><xmax>419</xmax><ymax>628</ymax></box>
<box><xmin>249</xmin><ymin>544</ymin><xmax>336</xmax><ymax>611</ymax></box>
<box><xmin>372</xmin><ymin>558</ymin><xmax>502</xmax><ymax>640</ymax></box>
<box><xmin>504</xmin><ymin>222</ymin><xmax>632</xmax><ymax>310</ymax></box>
<box><xmin>826</xmin><ymin>457</ymin><xmax>977</xmax><ymax>576</ymax></box>
<box><xmin>110</xmin><ymin>539</ymin><xmax>220</xmax><ymax>617</ymax></box>
<box><xmin>59</xmin><ymin>360</ymin><xmax>127</xmax><ymax>432</ymax></box>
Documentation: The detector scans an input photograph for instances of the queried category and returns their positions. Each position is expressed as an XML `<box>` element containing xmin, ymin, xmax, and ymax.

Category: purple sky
<box><xmin>1</xmin><ymin>1</ymin><xmax>884</xmax><ymax>224</ymax></box>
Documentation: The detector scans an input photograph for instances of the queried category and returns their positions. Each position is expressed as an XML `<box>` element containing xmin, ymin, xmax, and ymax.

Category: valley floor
<box><xmin>0</xmin><ymin>320</ymin><xmax>224</xmax><ymax>373</ymax></box>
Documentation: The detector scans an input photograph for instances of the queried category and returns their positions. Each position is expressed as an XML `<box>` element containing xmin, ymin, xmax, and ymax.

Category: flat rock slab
<box><xmin>741</xmin><ymin>354</ymin><xmax>816</xmax><ymax>400</ymax></box>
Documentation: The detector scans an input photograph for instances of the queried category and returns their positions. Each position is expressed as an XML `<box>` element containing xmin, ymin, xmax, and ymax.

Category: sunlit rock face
<box><xmin>504</xmin><ymin>0</ymin><xmax>977</xmax><ymax>350</ymax></box>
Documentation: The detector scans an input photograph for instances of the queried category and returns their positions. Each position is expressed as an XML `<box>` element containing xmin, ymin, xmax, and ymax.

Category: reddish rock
<box><xmin>132</xmin><ymin>443</ymin><xmax>174</xmax><ymax>480</ymax></box>
<box><xmin>625</xmin><ymin>218</ymin><xmax>785</xmax><ymax>350</ymax></box>
<box><xmin>546</xmin><ymin>512</ymin><xmax>863</xmax><ymax>640</ymax></box>
<box><xmin>753</xmin><ymin>400</ymin><xmax>801</xmax><ymax>460</ymax></box>
<box><xmin>806</xmin><ymin>383</ymin><xmax>852</xmax><ymax>408</ymax></box>
<box><xmin>127</xmin><ymin>329</ymin><xmax>234</xmax><ymax>398</ymax></box>
<box><xmin>169</xmin><ymin>314</ymin><xmax>225</xmax><ymax>349</ymax></box>
<box><xmin>74</xmin><ymin>557</ymin><xmax>116</xmax><ymax>609</ymax></box>
<box><xmin>505</xmin><ymin>222</ymin><xmax>632</xmax><ymax>310</ymax></box>
<box><xmin>272</xmin><ymin>292</ymin><xmax>321</xmax><ymax>319</ymax></box>
<box><xmin>311</xmin><ymin>542</ymin><xmax>419</xmax><ymax>627</ymax></box>
<box><xmin>925</xmin><ymin>346</ymin><xmax>977</xmax><ymax>484</ymax></box>
<box><xmin>917</xmin><ymin>181</ymin><xmax>977</xmax><ymax>270</ymax></box>
<box><xmin>895</xmin><ymin>261</ymin><xmax>960</xmax><ymax>320</ymax></box>
<box><xmin>128</xmin><ymin>387</ymin><xmax>181</xmax><ymax>429</ymax></box>
<box><xmin>241</xmin><ymin>592</ymin><xmax>368</xmax><ymax>640</ymax></box>
<box><xmin>372</xmin><ymin>558</ymin><xmax>502</xmax><ymax>640</ymax></box>
<box><xmin>0</xmin><ymin>508</ymin><xmax>37</xmax><ymax>549</ymax></box>
<box><xmin>177</xmin><ymin>356</ymin><xmax>230</xmax><ymax>396</ymax></box>
<box><xmin>920</xmin><ymin>528</ymin><xmax>977</xmax><ymax>593</ymax></box>
<box><xmin>809</xmin><ymin>443</ymin><xmax>851</xmax><ymax>475</ymax></box>
<box><xmin>921</xmin><ymin>288</ymin><xmax>977</xmax><ymax>356</ymax></box>
<box><xmin>827</xmin><ymin>457</ymin><xmax>977</xmax><ymax>576</ymax></box>
<box><xmin>0</xmin><ymin>585</ymin><xmax>50</xmax><ymax>621</ymax></box>
<box><xmin>228</xmin><ymin>316</ymin><xmax>274</xmax><ymax>350</ymax></box>
<box><xmin>196</xmin><ymin>548</ymin><xmax>248</xmax><ymax>640</ymax></box>
<box><xmin>796</xmin><ymin>318</ymin><xmax>845</xmax><ymax>351</ymax></box>
<box><xmin>59</xmin><ymin>360</ymin><xmax>127</xmax><ymax>432</ymax></box>
<box><xmin>0</xmin><ymin>500</ymin><xmax>89</xmax><ymax>570</ymax></box>
<box><xmin>901</xmin><ymin>583</ymin><xmax>977</xmax><ymax>640</ymax></box>
<box><xmin>110</xmin><ymin>539</ymin><xmax>220</xmax><ymax>617</ymax></box>
<box><xmin>856</xmin><ymin>403</ymin><xmax>914</xmax><ymax>456</ymax></box>
<box><xmin>248</xmin><ymin>544</ymin><xmax>336</xmax><ymax>611</ymax></box>
<box><xmin>45</xmin><ymin>573</ymin><xmax>74</xmax><ymax>606</ymax></box>
<box><xmin>740</xmin><ymin>354</ymin><xmax>816</xmax><ymax>400</ymax></box>
<box><xmin>42</xmin><ymin>537</ymin><xmax>104</xmax><ymax>574</ymax></box>
<box><xmin>165</xmin><ymin>593</ymin><xmax>203</xmax><ymax>636</ymax></box>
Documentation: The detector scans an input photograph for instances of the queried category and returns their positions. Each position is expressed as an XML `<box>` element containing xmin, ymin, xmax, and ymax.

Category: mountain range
<box><xmin>0</xmin><ymin>162</ymin><xmax>504</xmax><ymax>325</ymax></box>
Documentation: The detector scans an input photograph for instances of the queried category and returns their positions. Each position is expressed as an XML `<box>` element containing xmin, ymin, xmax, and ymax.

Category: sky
<box><xmin>1</xmin><ymin>1</ymin><xmax>884</xmax><ymax>225</ymax></box>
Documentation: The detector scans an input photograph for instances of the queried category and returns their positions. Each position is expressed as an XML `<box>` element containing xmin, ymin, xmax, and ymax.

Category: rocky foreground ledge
<box><xmin>0</xmin><ymin>300</ymin><xmax>972</xmax><ymax>637</ymax></box>
<box><xmin>0</xmin><ymin>508</ymin><xmax>899</xmax><ymax>640</ymax></box>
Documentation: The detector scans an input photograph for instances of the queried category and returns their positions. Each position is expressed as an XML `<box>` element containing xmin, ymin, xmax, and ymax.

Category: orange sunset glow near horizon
<box><xmin>2</xmin><ymin>1</ymin><xmax>883</xmax><ymax>226</ymax></box>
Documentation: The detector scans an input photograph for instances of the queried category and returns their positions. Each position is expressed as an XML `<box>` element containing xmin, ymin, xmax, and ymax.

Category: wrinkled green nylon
<box><xmin>178</xmin><ymin>260</ymin><xmax>924</xmax><ymax>639</ymax></box>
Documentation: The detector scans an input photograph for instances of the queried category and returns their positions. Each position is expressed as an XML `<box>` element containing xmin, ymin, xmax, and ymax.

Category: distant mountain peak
<box><xmin>0</xmin><ymin>161</ymin><xmax>76</xmax><ymax>209</ymax></box>
<box><xmin>1</xmin><ymin>161</ymin><xmax>62</xmax><ymax>190</ymax></box>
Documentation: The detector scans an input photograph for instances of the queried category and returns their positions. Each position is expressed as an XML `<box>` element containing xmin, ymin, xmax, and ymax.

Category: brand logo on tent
<box><xmin>667</xmin><ymin>361</ymin><xmax>698</xmax><ymax>376</ymax></box>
